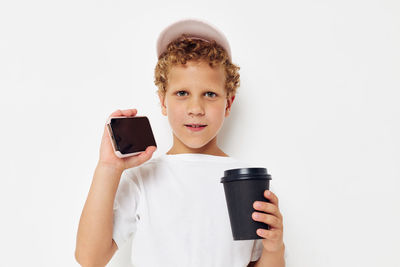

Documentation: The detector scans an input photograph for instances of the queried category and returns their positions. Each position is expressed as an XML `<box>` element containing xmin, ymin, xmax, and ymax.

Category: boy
<box><xmin>75</xmin><ymin>18</ymin><xmax>285</xmax><ymax>267</ymax></box>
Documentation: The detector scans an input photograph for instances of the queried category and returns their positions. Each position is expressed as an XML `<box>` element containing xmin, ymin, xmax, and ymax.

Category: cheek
<box><xmin>212</xmin><ymin>102</ymin><xmax>227</xmax><ymax>116</ymax></box>
<box><xmin>207</xmin><ymin>103</ymin><xmax>227</xmax><ymax>124</ymax></box>
<box><xmin>166</xmin><ymin>100</ymin><xmax>185</xmax><ymax>124</ymax></box>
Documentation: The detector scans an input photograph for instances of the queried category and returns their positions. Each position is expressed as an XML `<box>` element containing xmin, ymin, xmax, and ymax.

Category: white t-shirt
<box><xmin>112</xmin><ymin>153</ymin><xmax>268</xmax><ymax>267</ymax></box>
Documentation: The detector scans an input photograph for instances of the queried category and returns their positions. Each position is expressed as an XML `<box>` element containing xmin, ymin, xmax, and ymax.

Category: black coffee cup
<box><xmin>220</xmin><ymin>167</ymin><xmax>272</xmax><ymax>240</ymax></box>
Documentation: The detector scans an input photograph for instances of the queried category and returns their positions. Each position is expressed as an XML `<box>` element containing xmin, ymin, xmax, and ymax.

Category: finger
<box><xmin>253</xmin><ymin>201</ymin><xmax>282</xmax><ymax>220</ymax></box>
<box><xmin>256</xmin><ymin>228</ymin><xmax>282</xmax><ymax>241</ymax></box>
<box><xmin>264</xmin><ymin>190</ymin><xmax>279</xmax><ymax>207</ymax></box>
<box><xmin>108</xmin><ymin>108</ymin><xmax>138</xmax><ymax>118</ymax></box>
<box><xmin>252</xmin><ymin>212</ymin><xmax>282</xmax><ymax>230</ymax></box>
<box><xmin>135</xmin><ymin>146</ymin><xmax>157</xmax><ymax>163</ymax></box>
<box><xmin>121</xmin><ymin>109</ymin><xmax>138</xmax><ymax>117</ymax></box>
<box><xmin>127</xmin><ymin>146</ymin><xmax>157</xmax><ymax>166</ymax></box>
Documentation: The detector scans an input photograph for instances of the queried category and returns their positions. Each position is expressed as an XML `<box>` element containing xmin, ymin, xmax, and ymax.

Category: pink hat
<box><xmin>156</xmin><ymin>18</ymin><xmax>232</xmax><ymax>62</ymax></box>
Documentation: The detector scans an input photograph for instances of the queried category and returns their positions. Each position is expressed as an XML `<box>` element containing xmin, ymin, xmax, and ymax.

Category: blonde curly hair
<box><xmin>154</xmin><ymin>34</ymin><xmax>240</xmax><ymax>99</ymax></box>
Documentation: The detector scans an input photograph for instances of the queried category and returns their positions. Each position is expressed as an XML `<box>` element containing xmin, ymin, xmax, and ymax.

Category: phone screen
<box><xmin>109</xmin><ymin>116</ymin><xmax>157</xmax><ymax>154</ymax></box>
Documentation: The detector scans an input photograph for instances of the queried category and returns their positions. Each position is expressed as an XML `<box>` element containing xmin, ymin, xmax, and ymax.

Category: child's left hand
<box><xmin>252</xmin><ymin>190</ymin><xmax>284</xmax><ymax>253</ymax></box>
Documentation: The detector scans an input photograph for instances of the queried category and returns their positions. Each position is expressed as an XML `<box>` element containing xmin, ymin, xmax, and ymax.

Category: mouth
<box><xmin>184</xmin><ymin>124</ymin><xmax>207</xmax><ymax>131</ymax></box>
<box><xmin>185</xmin><ymin>124</ymin><xmax>207</xmax><ymax>128</ymax></box>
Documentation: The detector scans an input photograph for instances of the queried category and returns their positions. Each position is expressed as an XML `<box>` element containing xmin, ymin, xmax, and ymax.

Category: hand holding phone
<box><xmin>98</xmin><ymin>109</ymin><xmax>157</xmax><ymax>171</ymax></box>
<box><xmin>107</xmin><ymin>115</ymin><xmax>157</xmax><ymax>158</ymax></box>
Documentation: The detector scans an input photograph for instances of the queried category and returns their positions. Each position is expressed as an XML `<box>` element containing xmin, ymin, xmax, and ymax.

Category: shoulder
<box><xmin>122</xmin><ymin>154</ymin><xmax>166</xmax><ymax>180</ymax></box>
<box><xmin>123</xmin><ymin>155</ymin><xmax>163</xmax><ymax>174</ymax></box>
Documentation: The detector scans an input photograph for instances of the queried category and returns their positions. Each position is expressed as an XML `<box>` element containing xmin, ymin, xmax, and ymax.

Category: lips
<box><xmin>185</xmin><ymin>124</ymin><xmax>207</xmax><ymax>128</ymax></box>
<box><xmin>184</xmin><ymin>124</ymin><xmax>207</xmax><ymax>132</ymax></box>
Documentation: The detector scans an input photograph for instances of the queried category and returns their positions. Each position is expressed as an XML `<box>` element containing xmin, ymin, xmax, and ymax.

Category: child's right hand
<box><xmin>98</xmin><ymin>108</ymin><xmax>157</xmax><ymax>172</ymax></box>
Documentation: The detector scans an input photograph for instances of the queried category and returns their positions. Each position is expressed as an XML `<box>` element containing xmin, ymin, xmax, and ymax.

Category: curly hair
<box><xmin>154</xmin><ymin>34</ymin><xmax>240</xmax><ymax>99</ymax></box>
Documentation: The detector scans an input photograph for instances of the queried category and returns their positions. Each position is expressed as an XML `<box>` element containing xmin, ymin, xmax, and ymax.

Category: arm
<box><xmin>75</xmin><ymin>109</ymin><xmax>156</xmax><ymax>266</ymax></box>
<box><xmin>253</xmin><ymin>244</ymin><xmax>285</xmax><ymax>267</ymax></box>
<box><xmin>75</xmin><ymin>163</ymin><xmax>123</xmax><ymax>266</ymax></box>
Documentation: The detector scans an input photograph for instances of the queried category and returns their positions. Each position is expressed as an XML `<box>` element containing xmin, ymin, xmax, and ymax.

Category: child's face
<box><xmin>158</xmin><ymin>60</ymin><xmax>234</xmax><ymax>153</ymax></box>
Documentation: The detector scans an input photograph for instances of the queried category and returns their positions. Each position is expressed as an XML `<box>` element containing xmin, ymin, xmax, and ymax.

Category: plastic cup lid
<box><xmin>220</xmin><ymin>167</ymin><xmax>271</xmax><ymax>183</ymax></box>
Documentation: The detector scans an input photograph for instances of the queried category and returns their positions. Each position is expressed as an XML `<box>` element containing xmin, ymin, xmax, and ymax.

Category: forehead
<box><xmin>167</xmin><ymin>60</ymin><xmax>225</xmax><ymax>89</ymax></box>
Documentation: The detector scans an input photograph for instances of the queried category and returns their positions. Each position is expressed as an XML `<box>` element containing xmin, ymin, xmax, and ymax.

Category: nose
<box><xmin>187</xmin><ymin>96</ymin><xmax>205</xmax><ymax>116</ymax></box>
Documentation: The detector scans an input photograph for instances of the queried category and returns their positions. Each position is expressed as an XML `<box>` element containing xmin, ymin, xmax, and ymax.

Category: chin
<box><xmin>184</xmin><ymin>140</ymin><xmax>210</xmax><ymax>149</ymax></box>
<box><xmin>173</xmin><ymin>128</ymin><xmax>217</xmax><ymax>150</ymax></box>
<box><xmin>178</xmin><ymin>135</ymin><xmax>214</xmax><ymax>149</ymax></box>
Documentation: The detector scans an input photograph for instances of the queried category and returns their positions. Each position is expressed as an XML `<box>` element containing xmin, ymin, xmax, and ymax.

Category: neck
<box><xmin>167</xmin><ymin>134</ymin><xmax>228</xmax><ymax>157</ymax></box>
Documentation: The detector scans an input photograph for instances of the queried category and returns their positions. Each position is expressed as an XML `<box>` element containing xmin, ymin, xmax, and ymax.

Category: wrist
<box><xmin>263</xmin><ymin>242</ymin><xmax>285</xmax><ymax>255</ymax></box>
<box><xmin>96</xmin><ymin>161</ymin><xmax>125</xmax><ymax>175</ymax></box>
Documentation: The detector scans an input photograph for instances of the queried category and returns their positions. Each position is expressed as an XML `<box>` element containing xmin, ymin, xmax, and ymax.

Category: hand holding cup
<box><xmin>252</xmin><ymin>190</ymin><xmax>284</xmax><ymax>253</ymax></box>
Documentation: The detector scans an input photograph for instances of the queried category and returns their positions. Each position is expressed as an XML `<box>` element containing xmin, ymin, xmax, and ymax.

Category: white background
<box><xmin>1</xmin><ymin>0</ymin><xmax>399</xmax><ymax>266</ymax></box>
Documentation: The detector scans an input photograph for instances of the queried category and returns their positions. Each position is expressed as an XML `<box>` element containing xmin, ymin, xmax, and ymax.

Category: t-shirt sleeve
<box><xmin>112</xmin><ymin>168</ymin><xmax>141</xmax><ymax>249</ymax></box>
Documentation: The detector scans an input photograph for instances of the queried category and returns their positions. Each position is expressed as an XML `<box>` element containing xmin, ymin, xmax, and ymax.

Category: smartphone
<box><xmin>106</xmin><ymin>116</ymin><xmax>157</xmax><ymax>158</ymax></box>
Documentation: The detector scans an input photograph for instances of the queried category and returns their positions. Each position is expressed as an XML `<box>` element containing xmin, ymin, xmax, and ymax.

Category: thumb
<box><xmin>128</xmin><ymin>146</ymin><xmax>157</xmax><ymax>167</ymax></box>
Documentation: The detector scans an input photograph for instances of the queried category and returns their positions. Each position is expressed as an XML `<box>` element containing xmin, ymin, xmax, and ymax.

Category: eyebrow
<box><xmin>173</xmin><ymin>88</ymin><xmax>219</xmax><ymax>92</ymax></box>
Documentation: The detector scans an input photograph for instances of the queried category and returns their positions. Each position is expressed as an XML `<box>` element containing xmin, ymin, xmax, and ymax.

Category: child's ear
<box><xmin>225</xmin><ymin>95</ymin><xmax>235</xmax><ymax>117</ymax></box>
<box><xmin>157</xmin><ymin>91</ymin><xmax>167</xmax><ymax>116</ymax></box>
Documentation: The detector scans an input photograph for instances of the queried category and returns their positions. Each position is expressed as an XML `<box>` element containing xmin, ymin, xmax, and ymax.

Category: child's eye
<box><xmin>205</xmin><ymin>92</ymin><xmax>217</xmax><ymax>98</ymax></box>
<box><xmin>176</xmin><ymin>91</ymin><xmax>188</xmax><ymax>97</ymax></box>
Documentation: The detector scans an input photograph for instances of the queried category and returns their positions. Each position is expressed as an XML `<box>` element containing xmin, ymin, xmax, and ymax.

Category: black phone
<box><xmin>106</xmin><ymin>116</ymin><xmax>157</xmax><ymax>158</ymax></box>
